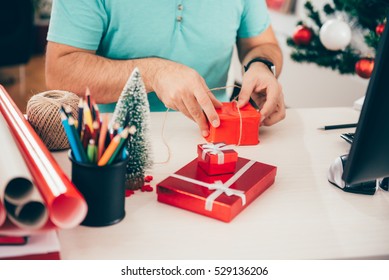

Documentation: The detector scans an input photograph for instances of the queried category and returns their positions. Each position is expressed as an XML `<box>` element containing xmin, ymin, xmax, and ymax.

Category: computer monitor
<box><xmin>342</xmin><ymin>10</ymin><xmax>389</xmax><ymax>185</ymax></box>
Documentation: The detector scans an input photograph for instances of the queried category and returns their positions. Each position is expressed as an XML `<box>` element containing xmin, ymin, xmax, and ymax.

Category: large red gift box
<box><xmin>157</xmin><ymin>157</ymin><xmax>277</xmax><ymax>222</ymax></box>
<box><xmin>197</xmin><ymin>143</ymin><xmax>238</xmax><ymax>175</ymax></box>
<box><xmin>205</xmin><ymin>102</ymin><xmax>261</xmax><ymax>145</ymax></box>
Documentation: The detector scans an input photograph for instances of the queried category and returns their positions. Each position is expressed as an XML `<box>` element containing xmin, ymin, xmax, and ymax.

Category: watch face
<box><xmin>270</xmin><ymin>65</ymin><xmax>276</xmax><ymax>76</ymax></box>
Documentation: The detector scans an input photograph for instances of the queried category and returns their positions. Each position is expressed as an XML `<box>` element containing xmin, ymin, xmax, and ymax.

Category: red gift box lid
<box><xmin>197</xmin><ymin>143</ymin><xmax>238</xmax><ymax>165</ymax></box>
<box><xmin>157</xmin><ymin>157</ymin><xmax>277</xmax><ymax>222</ymax></box>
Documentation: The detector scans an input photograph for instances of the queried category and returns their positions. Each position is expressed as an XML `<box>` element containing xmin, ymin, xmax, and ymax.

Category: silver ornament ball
<box><xmin>320</xmin><ymin>19</ymin><xmax>352</xmax><ymax>51</ymax></box>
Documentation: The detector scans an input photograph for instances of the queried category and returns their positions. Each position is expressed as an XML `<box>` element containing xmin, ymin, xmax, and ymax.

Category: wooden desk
<box><xmin>52</xmin><ymin>108</ymin><xmax>389</xmax><ymax>260</ymax></box>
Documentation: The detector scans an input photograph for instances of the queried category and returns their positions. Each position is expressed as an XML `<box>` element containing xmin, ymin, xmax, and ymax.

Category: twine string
<box><xmin>153</xmin><ymin>108</ymin><xmax>171</xmax><ymax>164</ymax></box>
<box><xmin>234</xmin><ymin>100</ymin><xmax>243</xmax><ymax>146</ymax></box>
<box><xmin>26</xmin><ymin>90</ymin><xmax>80</xmax><ymax>151</ymax></box>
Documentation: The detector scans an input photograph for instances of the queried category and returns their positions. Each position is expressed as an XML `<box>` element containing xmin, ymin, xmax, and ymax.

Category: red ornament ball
<box><xmin>293</xmin><ymin>25</ymin><xmax>313</xmax><ymax>45</ymax></box>
<box><xmin>355</xmin><ymin>58</ymin><xmax>375</xmax><ymax>79</ymax></box>
<box><xmin>376</xmin><ymin>23</ymin><xmax>385</xmax><ymax>36</ymax></box>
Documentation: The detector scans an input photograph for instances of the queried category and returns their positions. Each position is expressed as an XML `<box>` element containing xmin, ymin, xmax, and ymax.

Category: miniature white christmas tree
<box><xmin>112</xmin><ymin>68</ymin><xmax>152</xmax><ymax>190</ymax></box>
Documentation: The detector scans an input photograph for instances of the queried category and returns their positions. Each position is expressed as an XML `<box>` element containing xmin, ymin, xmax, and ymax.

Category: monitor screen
<box><xmin>342</xmin><ymin>10</ymin><xmax>389</xmax><ymax>184</ymax></box>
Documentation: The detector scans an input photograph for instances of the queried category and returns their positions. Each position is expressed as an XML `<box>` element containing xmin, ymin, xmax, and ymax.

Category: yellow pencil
<box><xmin>83</xmin><ymin>101</ymin><xmax>93</xmax><ymax>133</ymax></box>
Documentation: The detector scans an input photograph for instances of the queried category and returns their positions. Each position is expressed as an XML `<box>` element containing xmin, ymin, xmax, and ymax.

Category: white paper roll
<box><xmin>4</xmin><ymin>200</ymin><xmax>49</xmax><ymax>230</ymax></box>
<box><xmin>0</xmin><ymin>114</ymin><xmax>48</xmax><ymax>229</ymax></box>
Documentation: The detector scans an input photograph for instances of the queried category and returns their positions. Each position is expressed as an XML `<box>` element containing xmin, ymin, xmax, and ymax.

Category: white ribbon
<box><xmin>201</xmin><ymin>143</ymin><xmax>235</xmax><ymax>165</ymax></box>
<box><xmin>171</xmin><ymin>160</ymin><xmax>255</xmax><ymax>211</ymax></box>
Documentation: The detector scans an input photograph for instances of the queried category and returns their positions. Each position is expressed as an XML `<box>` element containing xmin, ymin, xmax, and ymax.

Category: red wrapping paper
<box><xmin>197</xmin><ymin>143</ymin><xmax>238</xmax><ymax>175</ymax></box>
<box><xmin>0</xmin><ymin>219</ymin><xmax>56</xmax><ymax>236</ymax></box>
<box><xmin>205</xmin><ymin>102</ymin><xmax>261</xmax><ymax>145</ymax></box>
<box><xmin>0</xmin><ymin>86</ymin><xmax>87</xmax><ymax>230</ymax></box>
<box><xmin>1</xmin><ymin>251</ymin><xmax>60</xmax><ymax>260</ymax></box>
<box><xmin>0</xmin><ymin>200</ymin><xmax>5</xmax><ymax>228</ymax></box>
<box><xmin>157</xmin><ymin>157</ymin><xmax>277</xmax><ymax>222</ymax></box>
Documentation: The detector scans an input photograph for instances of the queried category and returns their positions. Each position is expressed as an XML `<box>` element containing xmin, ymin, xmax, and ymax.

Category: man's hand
<box><xmin>237</xmin><ymin>62</ymin><xmax>285</xmax><ymax>126</ymax></box>
<box><xmin>236</xmin><ymin>25</ymin><xmax>285</xmax><ymax>126</ymax></box>
<box><xmin>152</xmin><ymin>60</ymin><xmax>222</xmax><ymax>137</ymax></box>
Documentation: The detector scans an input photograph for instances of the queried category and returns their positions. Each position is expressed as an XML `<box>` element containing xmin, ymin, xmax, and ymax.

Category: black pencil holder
<box><xmin>69</xmin><ymin>151</ymin><xmax>129</xmax><ymax>227</ymax></box>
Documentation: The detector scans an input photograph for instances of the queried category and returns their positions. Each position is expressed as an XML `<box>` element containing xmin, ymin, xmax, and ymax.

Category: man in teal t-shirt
<box><xmin>46</xmin><ymin>0</ymin><xmax>285</xmax><ymax>137</ymax></box>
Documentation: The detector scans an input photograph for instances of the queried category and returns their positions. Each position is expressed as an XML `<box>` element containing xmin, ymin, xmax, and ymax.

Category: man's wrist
<box><xmin>244</xmin><ymin>57</ymin><xmax>276</xmax><ymax>76</ymax></box>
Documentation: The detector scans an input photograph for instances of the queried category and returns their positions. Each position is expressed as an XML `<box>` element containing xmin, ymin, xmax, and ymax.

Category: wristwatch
<box><xmin>244</xmin><ymin>57</ymin><xmax>276</xmax><ymax>76</ymax></box>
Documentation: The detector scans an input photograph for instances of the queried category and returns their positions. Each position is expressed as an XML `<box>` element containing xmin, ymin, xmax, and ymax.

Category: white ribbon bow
<box><xmin>171</xmin><ymin>160</ymin><xmax>255</xmax><ymax>211</ymax></box>
<box><xmin>201</xmin><ymin>143</ymin><xmax>235</xmax><ymax>164</ymax></box>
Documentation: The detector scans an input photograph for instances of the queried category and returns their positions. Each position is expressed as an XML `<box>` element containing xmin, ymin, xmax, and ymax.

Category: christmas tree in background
<box><xmin>287</xmin><ymin>0</ymin><xmax>389</xmax><ymax>79</ymax></box>
<box><xmin>112</xmin><ymin>68</ymin><xmax>152</xmax><ymax>190</ymax></box>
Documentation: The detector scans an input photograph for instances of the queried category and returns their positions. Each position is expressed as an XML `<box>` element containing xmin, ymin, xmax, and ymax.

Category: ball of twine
<box><xmin>26</xmin><ymin>90</ymin><xmax>80</xmax><ymax>151</ymax></box>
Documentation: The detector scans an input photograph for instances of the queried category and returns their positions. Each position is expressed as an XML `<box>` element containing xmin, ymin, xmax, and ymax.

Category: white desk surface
<box><xmin>52</xmin><ymin>107</ymin><xmax>389</xmax><ymax>260</ymax></box>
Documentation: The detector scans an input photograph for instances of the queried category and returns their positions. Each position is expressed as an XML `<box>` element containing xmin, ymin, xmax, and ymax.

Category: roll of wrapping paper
<box><xmin>4</xmin><ymin>199</ymin><xmax>49</xmax><ymax>230</ymax></box>
<box><xmin>0</xmin><ymin>114</ymin><xmax>48</xmax><ymax>230</ymax></box>
<box><xmin>0</xmin><ymin>198</ymin><xmax>5</xmax><ymax>228</ymax></box>
<box><xmin>0</xmin><ymin>85</ymin><xmax>87</xmax><ymax>228</ymax></box>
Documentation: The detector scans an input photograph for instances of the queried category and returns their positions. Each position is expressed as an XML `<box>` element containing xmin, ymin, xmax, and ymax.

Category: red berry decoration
<box><xmin>141</xmin><ymin>184</ymin><xmax>153</xmax><ymax>192</ymax></box>
<box><xmin>293</xmin><ymin>25</ymin><xmax>313</xmax><ymax>45</ymax></box>
<box><xmin>144</xmin><ymin>175</ymin><xmax>153</xmax><ymax>182</ymax></box>
<box><xmin>376</xmin><ymin>23</ymin><xmax>385</xmax><ymax>36</ymax></box>
<box><xmin>355</xmin><ymin>58</ymin><xmax>375</xmax><ymax>79</ymax></box>
<box><xmin>125</xmin><ymin>189</ymin><xmax>135</xmax><ymax>197</ymax></box>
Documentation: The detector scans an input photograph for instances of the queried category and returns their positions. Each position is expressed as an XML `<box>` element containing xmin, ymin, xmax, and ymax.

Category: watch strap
<box><xmin>244</xmin><ymin>57</ymin><xmax>276</xmax><ymax>76</ymax></box>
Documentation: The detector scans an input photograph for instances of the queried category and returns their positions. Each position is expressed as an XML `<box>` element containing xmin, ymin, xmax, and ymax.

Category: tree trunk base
<box><xmin>126</xmin><ymin>177</ymin><xmax>144</xmax><ymax>190</ymax></box>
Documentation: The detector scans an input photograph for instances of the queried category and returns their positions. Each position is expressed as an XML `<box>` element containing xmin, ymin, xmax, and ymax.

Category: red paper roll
<box><xmin>0</xmin><ymin>200</ymin><xmax>5</xmax><ymax>227</ymax></box>
<box><xmin>0</xmin><ymin>86</ymin><xmax>87</xmax><ymax>229</ymax></box>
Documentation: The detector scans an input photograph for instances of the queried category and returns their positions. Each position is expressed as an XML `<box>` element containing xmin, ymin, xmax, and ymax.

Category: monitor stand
<box><xmin>327</xmin><ymin>154</ymin><xmax>377</xmax><ymax>195</ymax></box>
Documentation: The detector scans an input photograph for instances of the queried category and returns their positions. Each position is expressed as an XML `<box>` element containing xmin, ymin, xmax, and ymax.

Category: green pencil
<box><xmin>107</xmin><ymin>127</ymin><xmax>129</xmax><ymax>165</ymax></box>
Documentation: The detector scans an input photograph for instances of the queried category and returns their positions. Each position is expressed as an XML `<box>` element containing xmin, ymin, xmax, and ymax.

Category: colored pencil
<box><xmin>107</xmin><ymin>127</ymin><xmax>129</xmax><ymax>165</ymax></box>
<box><xmin>122</xmin><ymin>125</ymin><xmax>136</xmax><ymax>159</ymax></box>
<box><xmin>77</xmin><ymin>98</ymin><xmax>84</xmax><ymax>137</ymax></box>
<box><xmin>92</xmin><ymin>101</ymin><xmax>100</xmax><ymax>122</ymax></box>
<box><xmin>68</xmin><ymin>115</ymin><xmax>88</xmax><ymax>163</ymax></box>
<box><xmin>83</xmin><ymin>102</ymin><xmax>93</xmax><ymax>133</ymax></box>
<box><xmin>92</xmin><ymin>120</ymin><xmax>100</xmax><ymax>142</ymax></box>
<box><xmin>60</xmin><ymin>110</ymin><xmax>83</xmax><ymax>162</ymax></box>
<box><xmin>97</xmin><ymin>114</ymin><xmax>109</xmax><ymax>160</ymax></box>
<box><xmin>85</xmin><ymin>87</ymin><xmax>92</xmax><ymax>110</ymax></box>
<box><xmin>111</xmin><ymin>122</ymin><xmax>120</xmax><ymax>139</ymax></box>
<box><xmin>61</xmin><ymin>105</ymin><xmax>71</xmax><ymax>118</ymax></box>
<box><xmin>98</xmin><ymin>134</ymin><xmax>121</xmax><ymax>166</ymax></box>
<box><xmin>87</xmin><ymin>139</ymin><xmax>97</xmax><ymax>163</ymax></box>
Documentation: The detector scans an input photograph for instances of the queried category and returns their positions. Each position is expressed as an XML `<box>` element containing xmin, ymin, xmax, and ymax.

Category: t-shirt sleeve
<box><xmin>237</xmin><ymin>0</ymin><xmax>271</xmax><ymax>38</ymax></box>
<box><xmin>47</xmin><ymin>0</ymin><xmax>107</xmax><ymax>50</ymax></box>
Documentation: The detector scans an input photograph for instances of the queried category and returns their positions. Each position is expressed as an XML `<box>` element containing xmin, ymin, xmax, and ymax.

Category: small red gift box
<box><xmin>205</xmin><ymin>102</ymin><xmax>261</xmax><ymax>145</ymax></box>
<box><xmin>157</xmin><ymin>157</ymin><xmax>277</xmax><ymax>222</ymax></box>
<box><xmin>197</xmin><ymin>143</ymin><xmax>238</xmax><ymax>175</ymax></box>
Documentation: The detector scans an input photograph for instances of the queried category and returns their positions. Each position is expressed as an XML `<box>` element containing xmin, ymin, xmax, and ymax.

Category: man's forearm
<box><xmin>237</xmin><ymin>25</ymin><xmax>283</xmax><ymax>78</ymax></box>
<box><xmin>46</xmin><ymin>45</ymin><xmax>167</xmax><ymax>103</ymax></box>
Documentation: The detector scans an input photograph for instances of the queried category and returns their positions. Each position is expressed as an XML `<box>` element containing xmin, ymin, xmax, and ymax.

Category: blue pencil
<box><xmin>121</xmin><ymin>125</ymin><xmax>136</xmax><ymax>160</ymax></box>
<box><xmin>60</xmin><ymin>110</ymin><xmax>83</xmax><ymax>162</ymax></box>
<box><xmin>68</xmin><ymin>115</ymin><xmax>88</xmax><ymax>163</ymax></box>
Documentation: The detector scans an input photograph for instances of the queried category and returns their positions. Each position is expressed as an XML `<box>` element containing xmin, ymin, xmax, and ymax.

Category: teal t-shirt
<box><xmin>48</xmin><ymin>0</ymin><xmax>270</xmax><ymax>112</ymax></box>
